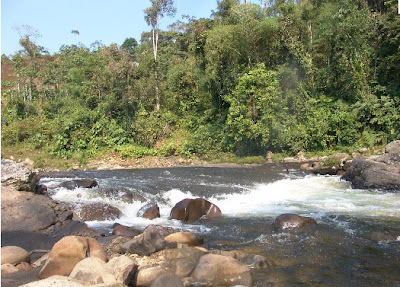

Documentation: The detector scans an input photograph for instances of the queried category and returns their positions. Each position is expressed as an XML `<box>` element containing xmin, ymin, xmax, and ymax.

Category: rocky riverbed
<box><xmin>1</xmin><ymin>141</ymin><xmax>400</xmax><ymax>286</ymax></box>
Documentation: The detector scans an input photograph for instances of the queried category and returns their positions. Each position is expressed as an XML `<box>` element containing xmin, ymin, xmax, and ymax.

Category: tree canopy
<box><xmin>2</xmin><ymin>0</ymin><xmax>399</xmax><ymax>165</ymax></box>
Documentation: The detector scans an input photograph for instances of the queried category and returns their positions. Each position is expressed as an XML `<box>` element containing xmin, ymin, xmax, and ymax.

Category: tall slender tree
<box><xmin>144</xmin><ymin>0</ymin><xmax>176</xmax><ymax>111</ymax></box>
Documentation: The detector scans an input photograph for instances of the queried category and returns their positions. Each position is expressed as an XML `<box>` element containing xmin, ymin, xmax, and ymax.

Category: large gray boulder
<box><xmin>1</xmin><ymin>185</ymin><xmax>73</xmax><ymax>233</ymax></box>
<box><xmin>342</xmin><ymin>141</ymin><xmax>400</xmax><ymax>191</ymax></box>
<box><xmin>120</xmin><ymin>225</ymin><xmax>170</xmax><ymax>256</ymax></box>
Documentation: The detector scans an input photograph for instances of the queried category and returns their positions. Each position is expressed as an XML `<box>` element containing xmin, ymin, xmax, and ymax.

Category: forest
<box><xmin>1</xmin><ymin>0</ymin><xmax>399</xmax><ymax>167</ymax></box>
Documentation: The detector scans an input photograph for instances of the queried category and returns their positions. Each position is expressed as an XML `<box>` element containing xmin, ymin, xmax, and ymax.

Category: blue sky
<box><xmin>1</xmin><ymin>0</ymin><xmax>217</xmax><ymax>56</ymax></box>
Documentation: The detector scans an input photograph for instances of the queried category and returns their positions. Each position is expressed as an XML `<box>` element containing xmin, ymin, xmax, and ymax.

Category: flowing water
<box><xmin>40</xmin><ymin>164</ymin><xmax>400</xmax><ymax>286</ymax></box>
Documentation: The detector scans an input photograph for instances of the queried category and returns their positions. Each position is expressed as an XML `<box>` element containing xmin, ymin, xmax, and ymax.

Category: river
<box><xmin>39</xmin><ymin>163</ymin><xmax>400</xmax><ymax>286</ymax></box>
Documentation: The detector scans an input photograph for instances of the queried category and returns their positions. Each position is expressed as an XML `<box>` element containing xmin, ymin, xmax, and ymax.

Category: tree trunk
<box><xmin>155</xmin><ymin>68</ymin><xmax>160</xmax><ymax>111</ymax></box>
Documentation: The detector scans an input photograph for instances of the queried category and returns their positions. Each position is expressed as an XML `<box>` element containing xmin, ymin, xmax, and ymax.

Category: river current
<box><xmin>40</xmin><ymin>163</ymin><xmax>400</xmax><ymax>286</ymax></box>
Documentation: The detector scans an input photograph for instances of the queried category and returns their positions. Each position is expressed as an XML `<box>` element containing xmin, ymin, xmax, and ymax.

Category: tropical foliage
<box><xmin>2</xmin><ymin>0</ymin><xmax>399</xmax><ymax>163</ymax></box>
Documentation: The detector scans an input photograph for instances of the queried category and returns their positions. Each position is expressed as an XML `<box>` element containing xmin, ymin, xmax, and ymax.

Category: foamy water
<box><xmin>40</xmin><ymin>170</ymin><xmax>400</xmax><ymax>232</ymax></box>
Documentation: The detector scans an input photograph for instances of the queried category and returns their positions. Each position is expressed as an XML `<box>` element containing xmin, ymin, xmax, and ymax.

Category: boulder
<box><xmin>149</xmin><ymin>246</ymin><xmax>206</xmax><ymax>278</ymax></box>
<box><xmin>137</xmin><ymin>203</ymin><xmax>160</xmax><ymax>220</ymax></box>
<box><xmin>136</xmin><ymin>267</ymin><xmax>171</xmax><ymax>287</ymax></box>
<box><xmin>342</xmin><ymin>154</ymin><xmax>400</xmax><ymax>191</ymax></box>
<box><xmin>19</xmin><ymin>275</ymin><xmax>84</xmax><ymax>287</ymax></box>
<box><xmin>1</xmin><ymin>187</ymin><xmax>73</xmax><ymax>233</ymax></box>
<box><xmin>151</xmin><ymin>274</ymin><xmax>183</xmax><ymax>287</ymax></box>
<box><xmin>274</xmin><ymin>213</ymin><xmax>317</xmax><ymax>230</ymax></box>
<box><xmin>106</xmin><ymin>255</ymin><xmax>138</xmax><ymax>285</ymax></box>
<box><xmin>59</xmin><ymin>178</ymin><xmax>98</xmax><ymax>190</ymax></box>
<box><xmin>170</xmin><ymin>198</ymin><xmax>222</xmax><ymax>223</ymax></box>
<box><xmin>191</xmin><ymin>254</ymin><xmax>253</xmax><ymax>287</ymax></box>
<box><xmin>164</xmin><ymin>232</ymin><xmax>204</xmax><ymax>246</ymax></box>
<box><xmin>1</xmin><ymin>159</ymin><xmax>32</xmax><ymax>185</ymax></box>
<box><xmin>39</xmin><ymin>236</ymin><xmax>107</xmax><ymax>279</ymax></box>
<box><xmin>76</xmin><ymin>203</ymin><xmax>122</xmax><ymax>221</ymax></box>
<box><xmin>112</xmin><ymin>223</ymin><xmax>142</xmax><ymax>237</ymax></box>
<box><xmin>120</xmin><ymin>225</ymin><xmax>169</xmax><ymax>256</ymax></box>
<box><xmin>1</xmin><ymin>246</ymin><xmax>30</xmax><ymax>265</ymax></box>
<box><xmin>69</xmin><ymin>257</ymin><xmax>116</xmax><ymax>285</ymax></box>
<box><xmin>385</xmin><ymin>140</ymin><xmax>400</xmax><ymax>154</ymax></box>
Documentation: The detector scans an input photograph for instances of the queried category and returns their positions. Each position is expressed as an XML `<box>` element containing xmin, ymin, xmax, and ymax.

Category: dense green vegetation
<box><xmin>2</xmin><ymin>0</ymin><xmax>399</xmax><ymax>166</ymax></box>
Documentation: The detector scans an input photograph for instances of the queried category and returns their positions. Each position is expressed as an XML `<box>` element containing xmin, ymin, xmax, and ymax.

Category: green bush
<box><xmin>117</xmin><ymin>144</ymin><xmax>157</xmax><ymax>159</ymax></box>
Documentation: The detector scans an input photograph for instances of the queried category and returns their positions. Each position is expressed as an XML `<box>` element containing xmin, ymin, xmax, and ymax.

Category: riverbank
<box><xmin>1</xmin><ymin>143</ymin><xmax>385</xmax><ymax>173</ymax></box>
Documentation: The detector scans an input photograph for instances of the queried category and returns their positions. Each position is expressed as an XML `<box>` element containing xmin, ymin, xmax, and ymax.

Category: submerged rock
<box><xmin>97</xmin><ymin>187</ymin><xmax>147</xmax><ymax>204</ymax></box>
<box><xmin>76</xmin><ymin>203</ymin><xmax>122</xmax><ymax>221</ymax></box>
<box><xmin>274</xmin><ymin>213</ymin><xmax>317</xmax><ymax>230</ymax></box>
<box><xmin>59</xmin><ymin>178</ymin><xmax>98</xmax><ymax>190</ymax></box>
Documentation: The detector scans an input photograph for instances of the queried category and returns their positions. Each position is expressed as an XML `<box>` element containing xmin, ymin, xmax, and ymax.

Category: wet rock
<box><xmin>190</xmin><ymin>254</ymin><xmax>253</xmax><ymax>287</ymax></box>
<box><xmin>97</xmin><ymin>187</ymin><xmax>147</xmax><ymax>204</ymax></box>
<box><xmin>76</xmin><ymin>203</ymin><xmax>122</xmax><ymax>221</ymax></box>
<box><xmin>106</xmin><ymin>255</ymin><xmax>138</xmax><ymax>285</ymax></box>
<box><xmin>1</xmin><ymin>246</ymin><xmax>30</xmax><ymax>265</ymax></box>
<box><xmin>69</xmin><ymin>257</ymin><xmax>116</xmax><ymax>285</ymax></box>
<box><xmin>136</xmin><ymin>267</ymin><xmax>171</xmax><ymax>287</ymax></box>
<box><xmin>35</xmin><ymin>184</ymin><xmax>48</xmax><ymax>195</ymax></box>
<box><xmin>59</xmin><ymin>178</ymin><xmax>98</xmax><ymax>190</ymax></box>
<box><xmin>120</xmin><ymin>225</ymin><xmax>170</xmax><ymax>256</ymax></box>
<box><xmin>274</xmin><ymin>213</ymin><xmax>317</xmax><ymax>230</ymax></box>
<box><xmin>151</xmin><ymin>273</ymin><xmax>183</xmax><ymax>287</ymax></box>
<box><xmin>170</xmin><ymin>198</ymin><xmax>222</xmax><ymax>223</ymax></box>
<box><xmin>240</xmin><ymin>255</ymin><xmax>275</xmax><ymax>269</ymax></box>
<box><xmin>39</xmin><ymin>236</ymin><xmax>107</xmax><ymax>279</ymax></box>
<box><xmin>112</xmin><ymin>223</ymin><xmax>142</xmax><ymax>238</ymax></box>
<box><xmin>164</xmin><ymin>232</ymin><xmax>204</xmax><ymax>246</ymax></box>
<box><xmin>137</xmin><ymin>203</ymin><xmax>160</xmax><ymax>220</ymax></box>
